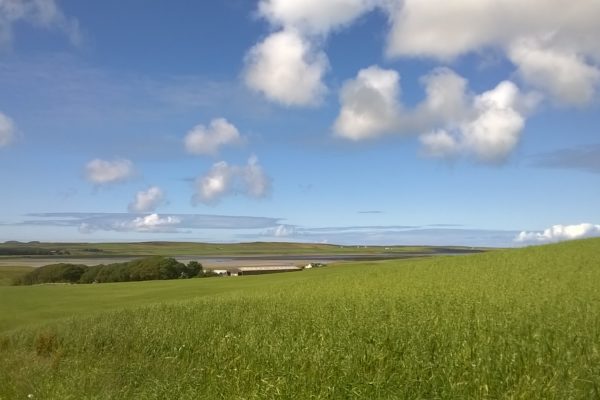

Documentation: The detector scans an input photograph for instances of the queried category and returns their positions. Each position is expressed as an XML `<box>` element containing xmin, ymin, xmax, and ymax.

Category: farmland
<box><xmin>0</xmin><ymin>239</ymin><xmax>599</xmax><ymax>399</ymax></box>
<box><xmin>0</xmin><ymin>240</ymin><xmax>481</xmax><ymax>258</ymax></box>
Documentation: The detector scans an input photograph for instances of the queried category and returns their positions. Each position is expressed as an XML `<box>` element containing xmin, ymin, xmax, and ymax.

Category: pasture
<box><xmin>0</xmin><ymin>239</ymin><xmax>599</xmax><ymax>399</ymax></box>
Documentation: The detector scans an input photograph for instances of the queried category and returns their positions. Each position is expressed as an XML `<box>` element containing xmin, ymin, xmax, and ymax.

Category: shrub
<box><xmin>14</xmin><ymin>263</ymin><xmax>86</xmax><ymax>285</ymax></box>
<box><xmin>185</xmin><ymin>261</ymin><xmax>202</xmax><ymax>278</ymax></box>
<box><xmin>16</xmin><ymin>257</ymin><xmax>202</xmax><ymax>285</ymax></box>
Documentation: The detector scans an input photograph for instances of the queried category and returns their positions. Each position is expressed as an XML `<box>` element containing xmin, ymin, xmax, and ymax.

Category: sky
<box><xmin>0</xmin><ymin>0</ymin><xmax>599</xmax><ymax>247</ymax></box>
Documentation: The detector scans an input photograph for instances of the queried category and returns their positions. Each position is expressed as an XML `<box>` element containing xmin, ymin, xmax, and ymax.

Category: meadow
<box><xmin>0</xmin><ymin>239</ymin><xmax>599</xmax><ymax>399</ymax></box>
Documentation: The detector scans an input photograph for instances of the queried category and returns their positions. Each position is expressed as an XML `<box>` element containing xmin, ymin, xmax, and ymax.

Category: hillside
<box><xmin>0</xmin><ymin>240</ymin><xmax>482</xmax><ymax>257</ymax></box>
<box><xmin>0</xmin><ymin>239</ymin><xmax>599</xmax><ymax>399</ymax></box>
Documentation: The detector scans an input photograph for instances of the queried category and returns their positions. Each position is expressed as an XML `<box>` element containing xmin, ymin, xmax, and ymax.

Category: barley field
<box><xmin>1</xmin><ymin>239</ymin><xmax>599</xmax><ymax>399</ymax></box>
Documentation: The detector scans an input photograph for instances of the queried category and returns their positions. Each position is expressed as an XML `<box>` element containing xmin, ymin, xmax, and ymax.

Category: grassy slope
<box><xmin>0</xmin><ymin>239</ymin><xmax>599</xmax><ymax>399</ymax></box>
<box><xmin>0</xmin><ymin>271</ymin><xmax>318</xmax><ymax>332</ymax></box>
<box><xmin>0</xmin><ymin>241</ymin><xmax>474</xmax><ymax>257</ymax></box>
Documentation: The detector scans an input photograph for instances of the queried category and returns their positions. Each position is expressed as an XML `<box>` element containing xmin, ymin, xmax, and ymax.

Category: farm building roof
<box><xmin>235</xmin><ymin>266</ymin><xmax>301</xmax><ymax>272</ymax></box>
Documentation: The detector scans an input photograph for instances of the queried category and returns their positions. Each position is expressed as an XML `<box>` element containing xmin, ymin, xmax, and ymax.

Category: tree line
<box><xmin>13</xmin><ymin>257</ymin><xmax>212</xmax><ymax>285</ymax></box>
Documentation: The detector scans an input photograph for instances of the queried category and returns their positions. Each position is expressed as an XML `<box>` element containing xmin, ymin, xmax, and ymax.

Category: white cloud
<box><xmin>460</xmin><ymin>81</ymin><xmax>526</xmax><ymax>163</ymax></box>
<box><xmin>509</xmin><ymin>39</ymin><xmax>600</xmax><ymax>106</ymax></box>
<box><xmin>247</xmin><ymin>0</ymin><xmax>600</xmax><ymax>107</ymax></box>
<box><xmin>193</xmin><ymin>156</ymin><xmax>271</xmax><ymax>205</ymax></box>
<box><xmin>0</xmin><ymin>111</ymin><xmax>15</xmax><ymax>147</ymax></box>
<box><xmin>244</xmin><ymin>29</ymin><xmax>328</xmax><ymax>106</ymax></box>
<box><xmin>415</xmin><ymin>68</ymin><xmax>470</xmax><ymax>127</ymax></box>
<box><xmin>128</xmin><ymin>186</ymin><xmax>166</xmax><ymax>213</ymax></box>
<box><xmin>0</xmin><ymin>0</ymin><xmax>81</xmax><ymax>47</ymax></box>
<box><xmin>385</xmin><ymin>0</ymin><xmax>600</xmax><ymax>59</ymax></box>
<box><xmin>80</xmin><ymin>213</ymin><xmax>181</xmax><ymax>234</ymax></box>
<box><xmin>85</xmin><ymin>158</ymin><xmax>135</xmax><ymax>185</ymax></box>
<box><xmin>244</xmin><ymin>0</ymin><xmax>381</xmax><ymax>108</ymax></box>
<box><xmin>420</xmin><ymin>80</ymin><xmax>529</xmax><ymax>163</ymax></box>
<box><xmin>27</xmin><ymin>212</ymin><xmax>281</xmax><ymax>233</ymax></box>
<box><xmin>386</xmin><ymin>0</ymin><xmax>508</xmax><ymax>60</ymax></box>
<box><xmin>334</xmin><ymin>66</ymin><xmax>473</xmax><ymax>141</ymax></box>
<box><xmin>515</xmin><ymin>223</ymin><xmax>600</xmax><ymax>244</ymax></box>
<box><xmin>247</xmin><ymin>0</ymin><xmax>383</xmax><ymax>107</ymax></box>
<box><xmin>334</xmin><ymin>65</ymin><xmax>401</xmax><ymax>140</ymax></box>
<box><xmin>242</xmin><ymin>155</ymin><xmax>271</xmax><ymax>198</ymax></box>
<box><xmin>194</xmin><ymin>161</ymin><xmax>235</xmax><ymax>204</ymax></box>
<box><xmin>258</xmin><ymin>0</ymin><xmax>379</xmax><ymax>35</ymax></box>
<box><xmin>335</xmin><ymin>66</ymin><xmax>533</xmax><ymax>163</ymax></box>
<box><xmin>385</xmin><ymin>0</ymin><xmax>600</xmax><ymax>104</ymax></box>
<box><xmin>271</xmin><ymin>224</ymin><xmax>296</xmax><ymax>237</ymax></box>
<box><xmin>129</xmin><ymin>214</ymin><xmax>181</xmax><ymax>232</ymax></box>
<box><xmin>184</xmin><ymin>118</ymin><xmax>242</xmax><ymax>156</ymax></box>
<box><xmin>420</xmin><ymin>130</ymin><xmax>459</xmax><ymax>159</ymax></box>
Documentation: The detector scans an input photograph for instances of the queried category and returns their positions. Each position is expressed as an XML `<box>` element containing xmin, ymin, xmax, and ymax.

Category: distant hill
<box><xmin>0</xmin><ymin>241</ymin><xmax>486</xmax><ymax>257</ymax></box>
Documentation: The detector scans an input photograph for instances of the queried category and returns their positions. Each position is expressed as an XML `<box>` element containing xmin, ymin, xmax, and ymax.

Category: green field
<box><xmin>0</xmin><ymin>240</ymin><xmax>479</xmax><ymax>257</ymax></box>
<box><xmin>1</xmin><ymin>239</ymin><xmax>599</xmax><ymax>399</ymax></box>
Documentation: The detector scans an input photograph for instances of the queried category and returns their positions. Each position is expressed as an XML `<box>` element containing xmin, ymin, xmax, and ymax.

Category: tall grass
<box><xmin>1</xmin><ymin>239</ymin><xmax>599</xmax><ymax>399</ymax></box>
<box><xmin>0</xmin><ymin>266</ymin><xmax>33</xmax><ymax>286</ymax></box>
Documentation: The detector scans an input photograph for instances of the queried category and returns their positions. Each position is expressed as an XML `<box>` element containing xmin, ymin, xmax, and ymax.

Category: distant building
<box><xmin>233</xmin><ymin>265</ymin><xmax>302</xmax><ymax>276</ymax></box>
<box><xmin>304</xmin><ymin>263</ymin><xmax>326</xmax><ymax>269</ymax></box>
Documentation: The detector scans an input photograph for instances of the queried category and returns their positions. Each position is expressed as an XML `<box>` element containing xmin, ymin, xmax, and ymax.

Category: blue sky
<box><xmin>0</xmin><ymin>0</ymin><xmax>599</xmax><ymax>246</ymax></box>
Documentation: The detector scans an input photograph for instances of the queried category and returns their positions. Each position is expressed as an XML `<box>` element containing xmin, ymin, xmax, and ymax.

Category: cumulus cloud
<box><xmin>334</xmin><ymin>65</ymin><xmax>401</xmax><ymax>140</ymax></box>
<box><xmin>85</xmin><ymin>158</ymin><xmax>135</xmax><ymax>185</ymax></box>
<box><xmin>245</xmin><ymin>1</ymin><xmax>386</xmax><ymax>107</ymax></box>
<box><xmin>415</xmin><ymin>69</ymin><xmax>470</xmax><ymax>127</ymax></box>
<box><xmin>242</xmin><ymin>155</ymin><xmax>271</xmax><ymax>198</ymax></box>
<box><xmin>244</xmin><ymin>29</ymin><xmax>328</xmax><ymax>106</ymax></box>
<box><xmin>194</xmin><ymin>161</ymin><xmax>235</xmax><ymax>204</ymax></box>
<box><xmin>515</xmin><ymin>223</ymin><xmax>600</xmax><ymax>244</ymax></box>
<box><xmin>334</xmin><ymin>66</ymin><xmax>472</xmax><ymax>141</ymax></box>
<box><xmin>184</xmin><ymin>118</ymin><xmax>242</xmax><ymax>156</ymax></box>
<box><xmin>128</xmin><ymin>186</ymin><xmax>166</xmax><ymax>213</ymax></box>
<box><xmin>385</xmin><ymin>0</ymin><xmax>600</xmax><ymax>104</ymax></box>
<box><xmin>0</xmin><ymin>111</ymin><xmax>15</xmax><ymax>147</ymax></box>
<box><xmin>127</xmin><ymin>214</ymin><xmax>180</xmax><ymax>232</ymax></box>
<box><xmin>246</xmin><ymin>0</ymin><xmax>600</xmax><ymax>106</ymax></box>
<box><xmin>419</xmin><ymin>73</ymin><xmax>540</xmax><ymax>163</ymax></box>
<box><xmin>258</xmin><ymin>0</ymin><xmax>379</xmax><ymax>35</ymax></box>
<box><xmin>386</xmin><ymin>0</ymin><xmax>600</xmax><ymax>59</ymax></box>
<box><xmin>0</xmin><ymin>0</ymin><xmax>81</xmax><ymax>47</ymax></box>
<box><xmin>420</xmin><ymin>130</ymin><xmax>460</xmax><ymax>159</ymax></box>
<box><xmin>509</xmin><ymin>39</ymin><xmax>600</xmax><ymax>106</ymax></box>
<box><xmin>457</xmin><ymin>81</ymin><xmax>526</xmax><ymax>163</ymax></box>
<box><xmin>420</xmin><ymin>80</ymin><xmax>530</xmax><ymax>163</ymax></box>
<box><xmin>335</xmin><ymin>66</ymin><xmax>535</xmax><ymax>163</ymax></box>
<box><xmin>193</xmin><ymin>156</ymin><xmax>271</xmax><ymax>205</ymax></box>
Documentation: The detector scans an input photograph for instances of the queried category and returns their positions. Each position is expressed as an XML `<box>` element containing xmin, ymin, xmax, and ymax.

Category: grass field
<box><xmin>0</xmin><ymin>239</ymin><xmax>599</xmax><ymax>399</ymax></box>
<box><xmin>0</xmin><ymin>240</ymin><xmax>480</xmax><ymax>257</ymax></box>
